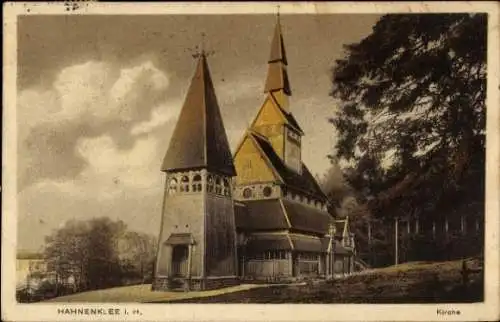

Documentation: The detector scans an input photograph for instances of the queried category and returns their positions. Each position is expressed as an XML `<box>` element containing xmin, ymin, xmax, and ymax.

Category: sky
<box><xmin>17</xmin><ymin>14</ymin><xmax>381</xmax><ymax>251</ymax></box>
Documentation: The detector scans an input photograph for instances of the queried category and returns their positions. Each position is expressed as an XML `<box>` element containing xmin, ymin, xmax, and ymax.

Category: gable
<box><xmin>251</xmin><ymin>95</ymin><xmax>287</xmax><ymax>129</ymax></box>
<box><xmin>233</xmin><ymin>134</ymin><xmax>280</xmax><ymax>185</ymax></box>
<box><xmin>251</xmin><ymin>133</ymin><xmax>327</xmax><ymax>200</ymax></box>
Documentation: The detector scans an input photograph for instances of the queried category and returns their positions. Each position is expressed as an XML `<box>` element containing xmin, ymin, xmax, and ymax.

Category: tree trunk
<box><xmin>395</xmin><ymin>217</ymin><xmax>399</xmax><ymax>265</ymax></box>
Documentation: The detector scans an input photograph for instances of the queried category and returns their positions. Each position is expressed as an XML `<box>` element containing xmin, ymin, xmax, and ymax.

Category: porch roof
<box><xmin>164</xmin><ymin>233</ymin><xmax>195</xmax><ymax>245</ymax></box>
<box><xmin>245</xmin><ymin>234</ymin><xmax>292</xmax><ymax>252</ymax></box>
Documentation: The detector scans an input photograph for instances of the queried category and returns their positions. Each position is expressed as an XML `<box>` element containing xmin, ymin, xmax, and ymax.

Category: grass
<box><xmin>164</xmin><ymin>258</ymin><xmax>484</xmax><ymax>304</ymax></box>
<box><xmin>40</xmin><ymin>257</ymin><xmax>483</xmax><ymax>304</ymax></box>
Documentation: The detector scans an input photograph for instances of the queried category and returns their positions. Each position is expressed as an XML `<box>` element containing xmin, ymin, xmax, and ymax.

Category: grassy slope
<box><xmin>41</xmin><ymin>258</ymin><xmax>483</xmax><ymax>303</ymax></box>
<box><xmin>165</xmin><ymin>258</ymin><xmax>484</xmax><ymax>304</ymax></box>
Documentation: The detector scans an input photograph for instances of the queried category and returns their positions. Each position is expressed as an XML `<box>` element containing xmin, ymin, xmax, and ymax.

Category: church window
<box><xmin>263</xmin><ymin>186</ymin><xmax>272</xmax><ymax>197</ymax></box>
<box><xmin>343</xmin><ymin>236</ymin><xmax>350</xmax><ymax>247</ymax></box>
<box><xmin>243</xmin><ymin>188</ymin><xmax>252</xmax><ymax>199</ymax></box>
<box><xmin>299</xmin><ymin>252</ymin><xmax>317</xmax><ymax>261</ymax></box>
<box><xmin>242</xmin><ymin>159</ymin><xmax>252</xmax><ymax>178</ymax></box>
<box><xmin>192</xmin><ymin>174</ymin><xmax>202</xmax><ymax>192</ymax></box>
<box><xmin>223</xmin><ymin>178</ymin><xmax>231</xmax><ymax>196</ymax></box>
<box><xmin>247</xmin><ymin>250</ymin><xmax>286</xmax><ymax>260</ymax></box>
<box><xmin>207</xmin><ymin>175</ymin><xmax>214</xmax><ymax>193</ymax></box>
<box><xmin>215</xmin><ymin>177</ymin><xmax>222</xmax><ymax>194</ymax></box>
<box><xmin>168</xmin><ymin>178</ymin><xmax>178</xmax><ymax>195</ymax></box>
<box><xmin>180</xmin><ymin>176</ymin><xmax>189</xmax><ymax>192</ymax></box>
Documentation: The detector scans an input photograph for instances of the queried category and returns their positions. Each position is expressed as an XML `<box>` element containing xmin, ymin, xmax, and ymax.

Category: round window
<box><xmin>263</xmin><ymin>186</ymin><xmax>272</xmax><ymax>197</ymax></box>
<box><xmin>243</xmin><ymin>188</ymin><xmax>252</xmax><ymax>199</ymax></box>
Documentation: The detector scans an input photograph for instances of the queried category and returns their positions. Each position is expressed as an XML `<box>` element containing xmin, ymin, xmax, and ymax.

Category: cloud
<box><xmin>76</xmin><ymin>134</ymin><xmax>163</xmax><ymax>195</ymax></box>
<box><xmin>17</xmin><ymin>174</ymin><xmax>163</xmax><ymax>251</ymax></box>
<box><xmin>130</xmin><ymin>101</ymin><xmax>182</xmax><ymax>136</ymax></box>
<box><xmin>17</xmin><ymin>133</ymin><xmax>167</xmax><ymax>251</ymax></box>
<box><xmin>17</xmin><ymin>59</ymin><xmax>171</xmax><ymax>190</ymax></box>
<box><xmin>53</xmin><ymin>61</ymin><xmax>117</xmax><ymax>121</ymax></box>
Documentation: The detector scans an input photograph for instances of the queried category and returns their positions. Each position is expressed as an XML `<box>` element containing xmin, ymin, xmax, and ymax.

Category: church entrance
<box><xmin>171</xmin><ymin>245</ymin><xmax>189</xmax><ymax>277</ymax></box>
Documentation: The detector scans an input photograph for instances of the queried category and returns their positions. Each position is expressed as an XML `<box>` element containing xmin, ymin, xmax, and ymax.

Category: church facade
<box><xmin>153</xmin><ymin>16</ymin><xmax>355</xmax><ymax>291</ymax></box>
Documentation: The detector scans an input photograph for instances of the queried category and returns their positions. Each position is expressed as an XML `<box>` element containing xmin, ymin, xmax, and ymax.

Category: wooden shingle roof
<box><xmin>235</xmin><ymin>198</ymin><xmax>333</xmax><ymax>235</ymax></box>
<box><xmin>264</xmin><ymin>15</ymin><xmax>291</xmax><ymax>95</ymax></box>
<box><xmin>282</xmin><ymin>199</ymin><xmax>332</xmax><ymax>234</ymax></box>
<box><xmin>250</xmin><ymin>132</ymin><xmax>327</xmax><ymax>200</ymax></box>
<box><xmin>234</xmin><ymin>199</ymin><xmax>288</xmax><ymax>231</ymax></box>
<box><xmin>161</xmin><ymin>53</ymin><xmax>235</xmax><ymax>176</ymax></box>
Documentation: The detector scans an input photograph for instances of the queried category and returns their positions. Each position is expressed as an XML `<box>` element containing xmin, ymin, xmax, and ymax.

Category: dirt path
<box><xmin>43</xmin><ymin>283</ymin><xmax>274</xmax><ymax>303</ymax></box>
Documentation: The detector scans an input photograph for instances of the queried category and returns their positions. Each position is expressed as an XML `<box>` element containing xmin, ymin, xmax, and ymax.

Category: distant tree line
<box><xmin>17</xmin><ymin>217</ymin><xmax>157</xmax><ymax>302</ymax></box>
<box><xmin>324</xmin><ymin>14</ymin><xmax>486</xmax><ymax>267</ymax></box>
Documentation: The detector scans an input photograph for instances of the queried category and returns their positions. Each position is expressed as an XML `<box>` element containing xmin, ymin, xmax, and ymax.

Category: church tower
<box><xmin>247</xmin><ymin>14</ymin><xmax>304</xmax><ymax>174</ymax></box>
<box><xmin>153</xmin><ymin>51</ymin><xmax>238</xmax><ymax>291</ymax></box>
<box><xmin>233</xmin><ymin>14</ymin><xmax>316</xmax><ymax>200</ymax></box>
<box><xmin>231</xmin><ymin>15</ymin><xmax>340</xmax><ymax>281</ymax></box>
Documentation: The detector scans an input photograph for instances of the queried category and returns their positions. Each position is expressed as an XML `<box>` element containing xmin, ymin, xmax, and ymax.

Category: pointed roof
<box><xmin>161</xmin><ymin>54</ymin><xmax>236</xmax><ymax>176</ymax></box>
<box><xmin>268</xmin><ymin>14</ymin><xmax>288</xmax><ymax>64</ymax></box>
<box><xmin>264</xmin><ymin>15</ymin><xmax>292</xmax><ymax>95</ymax></box>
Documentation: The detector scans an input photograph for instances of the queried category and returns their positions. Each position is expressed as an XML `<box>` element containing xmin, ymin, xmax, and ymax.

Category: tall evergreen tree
<box><xmin>330</xmin><ymin>13</ymin><xmax>486</xmax><ymax>221</ymax></box>
<box><xmin>329</xmin><ymin>14</ymin><xmax>486</xmax><ymax>264</ymax></box>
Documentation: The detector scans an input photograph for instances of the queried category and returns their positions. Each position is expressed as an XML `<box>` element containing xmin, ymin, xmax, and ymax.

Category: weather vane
<box><xmin>188</xmin><ymin>32</ymin><xmax>215</xmax><ymax>59</ymax></box>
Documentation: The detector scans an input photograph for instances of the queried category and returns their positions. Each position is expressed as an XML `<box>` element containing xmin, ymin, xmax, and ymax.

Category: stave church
<box><xmin>153</xmin><ymin>15</ymin><xmax>356</xmax><ymax>291</ymax></box>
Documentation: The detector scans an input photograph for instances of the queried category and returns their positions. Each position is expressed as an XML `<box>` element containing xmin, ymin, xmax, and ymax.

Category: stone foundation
<box><xmin>152</xmin><ymin>276</ymin><xmax>239</xmax><ymax>292</ymax></box>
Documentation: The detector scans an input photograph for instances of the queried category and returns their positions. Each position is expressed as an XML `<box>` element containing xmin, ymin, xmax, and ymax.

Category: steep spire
<box><xmin>264</xmin><ymin>14</ymin><xmax>291</xmax><ymax>96</ymax></box>
<box><xmin>161</xmin><ymin>52</ymin><xmax>236</xmax><ymax>176</ymax></box>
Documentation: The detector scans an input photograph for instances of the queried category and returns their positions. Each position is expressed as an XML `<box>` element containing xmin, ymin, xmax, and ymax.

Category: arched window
<box><xmin>180</xmin><ymin>176</ymin><xmax>189</xmax><ymax>192</ymax></box>
<box><xmin>263</xmin><ymin>186</ymin><xmax>272</xmax><ymax>197</ymax></box>
<box><xmin>223</xmin><ymin>178</ymin><xmax>230</xmax><ymax>196</ymax></box>
<box><xmin>168</xmin><ymin>177</ymin><xmax>178</xmax><ymax>195</ymax></box>
<box><xmin>243</xmin><ymin>188</ymin><xmax>252</xmax><ymax>199</ymax></box>
<box><xmin>192</xmin><ymin>174</ymin><xmax>202</xmax><ymax>192</ymax></box>
<box><xmin>215</xmin><ymin>177</ymin><xmax>222</xmax><ymax>194</ymax></box>
<box><xmin>207</xmin><ymin>175</ymin><xmax>214</xmax><ymax>193</ymax></box>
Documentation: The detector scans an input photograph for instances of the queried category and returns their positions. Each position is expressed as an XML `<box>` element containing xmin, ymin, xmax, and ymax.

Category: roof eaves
<box><xmin>248</xmin><ymin>131</ymin><xmax>285</xmax><ymax>184</ymax></box>
<box><xmin>279</xmin><ymin>198</ymin><xmax>292</xmax><ymax>229</ymax></box>
<box><xmin>268</xmin><ymin>93</ymin><xmax>303</xmax><ymax>134</ymax></box>
<box><xmin>201</xmin><ymin>55</ymin><xmax>208</xmax><ymax>169</ymax></box>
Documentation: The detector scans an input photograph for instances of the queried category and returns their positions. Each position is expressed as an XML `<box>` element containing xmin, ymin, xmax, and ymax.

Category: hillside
<box><xmin>162</xmin><ymin>257</ymin><xmax>483</xmax><ymax>304</ymax></box>
<box><xmin>40</xmin><ymin>257</ymin><xmax>482</xmax><ymax>304</ymax></box>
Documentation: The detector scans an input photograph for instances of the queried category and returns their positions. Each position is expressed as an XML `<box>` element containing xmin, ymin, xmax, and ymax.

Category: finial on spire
<box><xmin>189</xmin><ymin>32</ymin><xmax>215</xmax><ymax>59</ymax></box>
<box><xmin>200</xmin><ymin>32</ymin><xmax>206</xmax><ymax>55</ymax></box>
